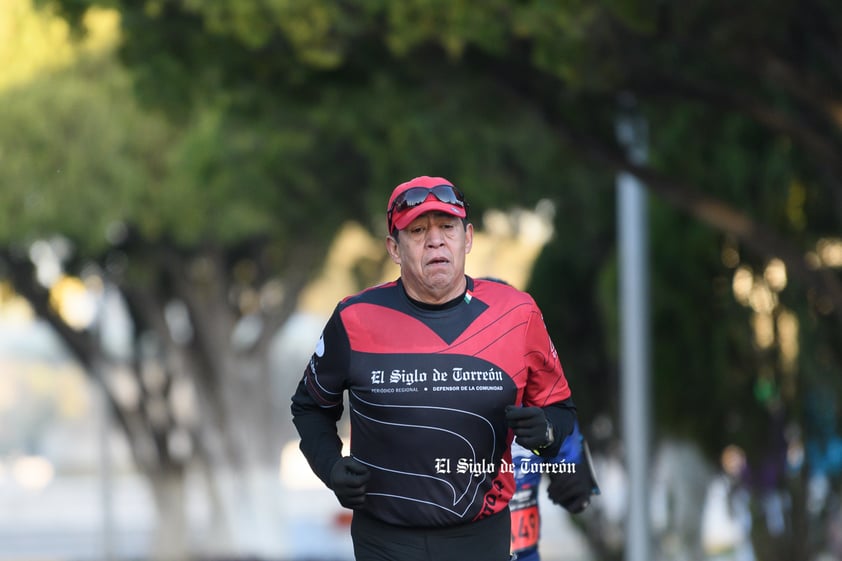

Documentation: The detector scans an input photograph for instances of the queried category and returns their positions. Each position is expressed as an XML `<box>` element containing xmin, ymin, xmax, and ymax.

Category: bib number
<box><xmin>510</xmin><ymin>504</ymin><xmax>540</xmax><ymax>552</ymax></box>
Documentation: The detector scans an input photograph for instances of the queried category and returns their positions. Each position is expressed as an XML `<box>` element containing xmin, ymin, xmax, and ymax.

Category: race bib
<box><xmin>510</xmin><ymin>504</ymin><xmax>540</xmax><ymax>552</ymax></box>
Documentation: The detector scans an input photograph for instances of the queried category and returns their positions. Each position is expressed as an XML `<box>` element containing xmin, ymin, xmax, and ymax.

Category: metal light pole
<box><xmin>95</xmin><ymin>280</ymin><xmax>115</xmax><ymax>561</ymax></box>
<box><xmin>616</xmin><ymin>94</ymin><xmax>652</xmax><ymax>561</ymax></box>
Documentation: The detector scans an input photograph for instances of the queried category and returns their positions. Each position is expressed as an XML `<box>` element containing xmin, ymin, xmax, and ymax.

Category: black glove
<box><xmin>505</xmin><ymin>405</ymin><xmax>553</xmax><ymax>450</ymax></box>
<box><xmin>547</xmin><ymin>466</ymin><xmax>593</xmax><ymax>514</ymax></box>
<box><xmin>329</xmin><ymin>456</ymin><xmax>370</xmax><ymax>509</ymax></box>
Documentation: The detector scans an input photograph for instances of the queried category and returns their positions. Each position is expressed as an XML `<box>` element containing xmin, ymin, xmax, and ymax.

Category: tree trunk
<box><xmin>149</xmin><ymin>466</ymin><xmax>189</xmax><ymax>561</ymax></box>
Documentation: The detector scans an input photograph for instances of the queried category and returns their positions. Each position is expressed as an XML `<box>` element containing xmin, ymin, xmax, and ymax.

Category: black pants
<box><xmin>350</xmin><ymin>509</ymin><xmax>511</xmax><ymax>561</ymax></box>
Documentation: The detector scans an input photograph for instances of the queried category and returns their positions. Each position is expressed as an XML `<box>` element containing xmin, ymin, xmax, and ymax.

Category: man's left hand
<box><xmin>547</xmin><ymin>468</ymin><xmax>593</xmax><ymax>514</ymax></box>
<box><xmin>505</xmin><ymin>406</ymin><xmax>553</xmax><ymax>450</ymax></box>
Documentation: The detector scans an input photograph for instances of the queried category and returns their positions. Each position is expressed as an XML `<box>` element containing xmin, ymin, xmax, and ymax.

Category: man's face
<box><xmin>386</xmin><ymin>211</ymin><xmax>473</xmax><ymax>304</ymax></box>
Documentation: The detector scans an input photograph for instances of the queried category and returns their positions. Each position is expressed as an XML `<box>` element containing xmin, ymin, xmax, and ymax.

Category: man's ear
<box><xmin>385</xmin><ymin>235</ymin><xmax>401</xmax><ymax>265</ymax></box>
<box><xmin>464</xmin><ymin>223</ymin><xmax>474</xmax><ymax>254</ymax></box>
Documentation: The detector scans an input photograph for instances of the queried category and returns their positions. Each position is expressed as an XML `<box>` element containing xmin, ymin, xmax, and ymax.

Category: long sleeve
<box><xmin>289</xmin><ymin>306</ymin><xmax>351</xmax><ymax>486</ymax></box>
<box><xmin>290</xmin><ymin>377</ymin><xmax>344</xmax><ymax>486</ymax></box>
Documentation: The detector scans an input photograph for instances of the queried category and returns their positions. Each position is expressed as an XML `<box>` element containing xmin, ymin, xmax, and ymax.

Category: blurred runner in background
<box><xmin>510</xmin><ymin>419</ymin><xmax>599</xmax><ymax>561</ymax></box>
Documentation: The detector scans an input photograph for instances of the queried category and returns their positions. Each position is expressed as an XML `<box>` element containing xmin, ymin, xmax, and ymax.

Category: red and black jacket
<box><xmin>291</xmin><ymin>276</ymin><xmax>574</xmax><ymax>528</ymax></box>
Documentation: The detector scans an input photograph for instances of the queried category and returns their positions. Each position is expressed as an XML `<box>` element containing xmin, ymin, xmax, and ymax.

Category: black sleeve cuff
<box><xmin>538</xmin><ymin>398</ymin><xmax>577</xmax><ymax>458</ymax></box>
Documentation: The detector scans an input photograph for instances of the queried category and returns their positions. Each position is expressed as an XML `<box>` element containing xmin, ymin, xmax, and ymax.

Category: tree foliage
<box><xmin>40</xmin><ymin>0</ymin><xmax>842</xmax><ymax>314</ymax></box>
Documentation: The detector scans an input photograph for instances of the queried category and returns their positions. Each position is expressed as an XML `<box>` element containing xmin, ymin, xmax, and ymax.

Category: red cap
<box><xmin>386</xmin><ymin>176</ymin><xmax>467</xmax><ymax>232</ymax></box>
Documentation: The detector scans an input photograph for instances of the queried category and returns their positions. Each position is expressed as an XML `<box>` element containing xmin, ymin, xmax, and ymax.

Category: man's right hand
<box><xmin>329</xmin><ymin>456</ymin><xmax>370</xmax><ymax>509</ymax></box>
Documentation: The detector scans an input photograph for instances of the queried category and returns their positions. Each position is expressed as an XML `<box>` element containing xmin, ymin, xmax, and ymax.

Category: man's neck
<box><xmin>400</xmin><ymin>276</ymin><xmax>467</xmax><ymax>307</ymax></box>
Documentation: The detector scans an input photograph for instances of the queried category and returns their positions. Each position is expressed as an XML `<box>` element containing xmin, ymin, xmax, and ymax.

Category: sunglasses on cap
<box><xmin>387</xmin><ymin>184</ymin><xmax>468</xmax><ymax>231</ymax></box>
